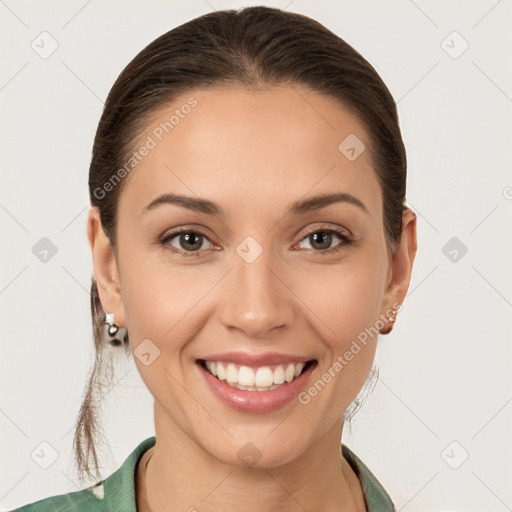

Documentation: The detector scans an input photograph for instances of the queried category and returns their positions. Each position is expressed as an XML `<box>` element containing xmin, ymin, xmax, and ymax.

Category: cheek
<box><xmin>121</xmin><ymin>262</ymin><xmax>208</xmax><ymax>344</ymax></box>
<box><xmin>291</xmin><ymin>249</ymin><xmax>387</xmax><ymax>402</ymax></box>
<box><xmin>293</xmin><ymin>252</ymin><xmax>387</xmax><ymax>344</ymax></box>
<box><xmin>117</xmin><ymin>236</ymin><xmax>222</xmax><ymax>364</ymax></box>
<box><xmin>118</xmin><ymin>256</ymin><xmax>211</xmax><ymax>408</ymax></box>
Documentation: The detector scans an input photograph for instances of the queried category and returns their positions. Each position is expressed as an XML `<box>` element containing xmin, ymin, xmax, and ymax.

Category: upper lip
<box><xmin>198</xmin><ymin>351</ymin><xmax>314</xmax><ymax>367</ymax></box>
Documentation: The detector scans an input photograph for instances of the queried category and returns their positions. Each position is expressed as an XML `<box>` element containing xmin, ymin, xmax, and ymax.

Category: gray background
<box><xmin>1</xmin><ymin>0</ymin><xmax>511</xmax><ymax>510</ymax></box>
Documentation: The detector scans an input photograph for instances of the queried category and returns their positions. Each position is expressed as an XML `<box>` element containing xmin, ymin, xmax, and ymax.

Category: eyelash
<box><xmin>158</xmin><ymin>225</ymin><xmax>353</xmax><ymax>258</ymax></box>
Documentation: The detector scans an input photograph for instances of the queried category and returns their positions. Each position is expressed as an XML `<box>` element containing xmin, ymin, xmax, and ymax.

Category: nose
<box><xmin>217</xmin><ymin>244</ymin><xmax>294</xmax><ymax>339</ymax></box>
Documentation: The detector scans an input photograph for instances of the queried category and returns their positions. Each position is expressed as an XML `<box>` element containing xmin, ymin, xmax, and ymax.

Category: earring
<box><xmin>379</xmin><ymin>307</ymin><xmax>399</xmax><ymax>335</ymax></box>
<box><xmin>104</xmin><ymin>312</ymin><xmax>125</xmax><ymax>346</ymax></box>
<box><xmin>379</xmin><ymin>323</ymin><xmax>394</xmax><ymax>335</ymax></box>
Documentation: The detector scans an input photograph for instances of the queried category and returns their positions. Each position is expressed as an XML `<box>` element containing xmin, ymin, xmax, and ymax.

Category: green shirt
<box><xmin>8</xmin><ymin>436</ymin><xmax>395</xmax><ymax>511</ymax></box>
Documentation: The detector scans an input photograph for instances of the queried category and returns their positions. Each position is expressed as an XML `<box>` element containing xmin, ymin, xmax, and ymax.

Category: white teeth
<box><xmin>226</xmin><ymin>363</ymin><xmax>238</xmax><ymax>383</ymax></box>
<box><xmin>238</xmin><ymin>366</ymin><xmax>255</xmax><ymax>386</ymax></box>
<box><xmin>255</xmin><ymin>367</ymin><xmax>274</xmax><ymax>387</ymax></box>
<box><xmin>216</xmin><ymin>362</ymin><xmax>226</xmax><ymax>381</ymax></box>
<box><xmin>203</xmin><ymin>360</ymin><xmax>309</xmax><ymax>390</ymax></box>
<box><xmin>294</xmin><ymin>362</ymin><xmax>305</xmax><ymax>378</ymax></box>
<box><xmin>273</xmin><ymin>365</ymin><xmax>285</xmax><ymax>385</ymax></box>
<box><xmin>284</xmin><ymin>363</ymin><xmax>295</xmax><ymax>382</ymax></box>
<box><xmin>231</xmin><ymin>383</ymin><xmax>281</xmax><ymax>392</ymax></box>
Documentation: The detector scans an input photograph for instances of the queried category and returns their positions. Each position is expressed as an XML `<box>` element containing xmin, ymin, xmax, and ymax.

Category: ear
<box><xmin>380</xmin><ymin>208</ymin><xmax>417</xmax><ymax>324</ymax></box>
<box><xmin>86</xmin><ymin>207</ymin><xmax>125</xmax><ymax>326</ymax></box>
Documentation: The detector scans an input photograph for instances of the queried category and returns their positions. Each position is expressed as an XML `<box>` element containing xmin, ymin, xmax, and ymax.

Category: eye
<box><xmin>297</xmin><ymin>226</ymin><xmax>352</xmax><ymax>254</ymax></box>
<box><xmin>159</xmin><ymin>225</ymin><xmax>353</xmax><ymax>258</ymax></box>
<box><xmin>160</xmin><ymin>229</ymin><xmax>214</xmax><ymax>257</ymax></box>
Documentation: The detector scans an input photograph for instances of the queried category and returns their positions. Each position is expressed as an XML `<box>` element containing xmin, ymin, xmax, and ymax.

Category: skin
<box><xmin>87</xmin><ymin>85</ymin><xmax>417</xmax><ymax>512</ymax></box>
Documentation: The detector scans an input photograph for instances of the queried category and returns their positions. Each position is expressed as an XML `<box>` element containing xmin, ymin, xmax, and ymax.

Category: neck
<box><xmin>137</xmin><ymin>405</ymin><xmax>366</xmax><ymax>512</ymax></box>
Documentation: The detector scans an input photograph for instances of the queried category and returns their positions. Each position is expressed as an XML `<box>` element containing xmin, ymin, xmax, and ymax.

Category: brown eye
<box><xmin>298</xmin><ymin>228</ymin><xmax>352</xmax><ymax>253</ymax></box>
<box><xmin>309</xmin><ymin>231</ymin><xmax>334</xmax><ymax>251</ymax></box>
<box><xmin>161</xmin><ymin>230</ymin><xmax>214</xmax><ymax>256</ymax></box>
<box><xmin>177</xmin><ymin>232</ymin><xmax>203</xmax><ymax>251</ymax></box>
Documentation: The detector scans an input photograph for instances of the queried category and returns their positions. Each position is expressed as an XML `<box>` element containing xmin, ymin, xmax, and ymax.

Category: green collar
<box><xmin>98</xmin><ymin>436</ymin><xmax>395</xmax><ymax>511</ymax></box>
<box><xmin>342</xmin><ymin>443</ymin><xmax>395</xmax><ymax>511</ymax></box>
<box><xmin>10</xmin><ymin>436</ymin><xmax>394</xmax><ymax>511</ymax></box>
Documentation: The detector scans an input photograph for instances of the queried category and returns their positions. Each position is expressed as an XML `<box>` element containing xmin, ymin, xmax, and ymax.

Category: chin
<box><xmin>202</xmin><ymin>432</ymin><xmax>310</xmax><ymax>470</ymax></box>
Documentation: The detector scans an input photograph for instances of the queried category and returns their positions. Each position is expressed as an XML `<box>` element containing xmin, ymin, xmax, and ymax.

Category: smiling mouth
<box><xmin>197</xmin><ymin>359</ymin><xmax>317</xmax><ymax>392</ymax></box>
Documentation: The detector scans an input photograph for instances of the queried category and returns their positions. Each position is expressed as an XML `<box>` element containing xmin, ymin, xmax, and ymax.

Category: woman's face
<box><xmin>91</xmin><ymin>85</ymin><xmax>416</xmax><ymax>467</ymax></box>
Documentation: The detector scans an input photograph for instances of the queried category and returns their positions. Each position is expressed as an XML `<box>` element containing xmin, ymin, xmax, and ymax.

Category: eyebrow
<box><xmin>142</xmin><ymin>192</ymin><xmax>369</xmax><ymax>217</ymax></box>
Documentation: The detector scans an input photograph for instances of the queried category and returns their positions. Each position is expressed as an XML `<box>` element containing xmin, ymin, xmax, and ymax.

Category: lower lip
<box><xmin>197</xmin><ymin>361</ymin><xmax>316</xmax><ymax>413</ymax></box>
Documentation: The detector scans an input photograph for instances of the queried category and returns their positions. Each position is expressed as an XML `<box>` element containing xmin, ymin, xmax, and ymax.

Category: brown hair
<box><xmin>75</xmin><ymin>5</ymin><xmax>408</xmax><ymax>482</ymax></box>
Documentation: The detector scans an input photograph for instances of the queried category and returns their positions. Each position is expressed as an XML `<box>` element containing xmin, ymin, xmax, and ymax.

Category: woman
<box><xmin>10</xmin><ymin>6</ymin><xmax>416</xmax><ymax>511</ymax></box>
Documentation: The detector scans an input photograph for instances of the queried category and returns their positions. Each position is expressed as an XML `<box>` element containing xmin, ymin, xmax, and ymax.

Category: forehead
<box><xmin>120</xmin><ymin>85</ymin><xmax>382</xmax><ymax>220</ymax></box>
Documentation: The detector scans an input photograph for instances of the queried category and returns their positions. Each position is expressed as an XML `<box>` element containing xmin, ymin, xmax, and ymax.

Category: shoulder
<box><xmin>5</xmin><ymin>436</ymin><xmax>157</xmax><ymax>512</ymax></box>
<box><xmin>5</xmin><ymin>481</ymin><xmax>106</xmax><ymax>512</ymax></box>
